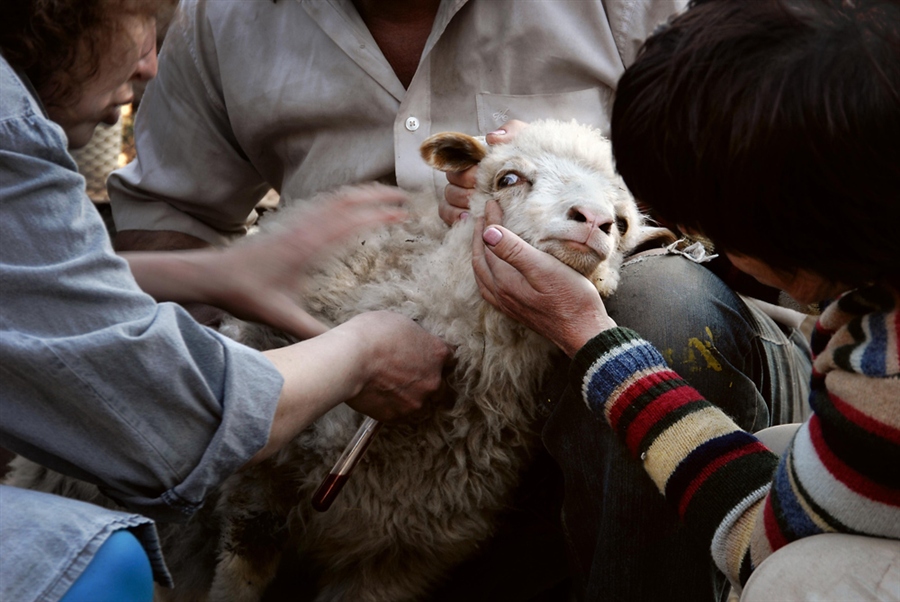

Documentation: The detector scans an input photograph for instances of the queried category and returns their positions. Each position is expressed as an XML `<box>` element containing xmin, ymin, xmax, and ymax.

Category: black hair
<box><xmin>611</xmin><ymin>0</ymin><xmax>900</xmax><ymax>288</ymax></box>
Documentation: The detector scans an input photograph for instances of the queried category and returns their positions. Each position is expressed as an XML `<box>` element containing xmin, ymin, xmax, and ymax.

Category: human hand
<box><xmin>341</xmin><ymin>311</ymin><xmax>454</xmax><ymax>422</ymax></box>
<box><xmin>130</xmin><ymin>184</ymin><xmax>409</xmax><ymax>340</ymax></box>
<box><xmin>217</xmin><ymin>184</ymin><xmax>409</xmax><ymax>338</ymax></box>
<box><xmin>472</xmin><ymin>200</ymin><xmax>617</xmax><ymax>357</ymax></box>
<box><xmin>440</xmin><ymin>164</ymin><xmax>478</xmax><ymax>225</ymax></box>
<box><xmin>438</xmin><ymin>120</ymin><xmax>530</xmax><ymax>225</ymax></box>
<box><xmin>250</xmin><ymin>309</ymin><xmax>452</xmax><ymax>465</ymax></box>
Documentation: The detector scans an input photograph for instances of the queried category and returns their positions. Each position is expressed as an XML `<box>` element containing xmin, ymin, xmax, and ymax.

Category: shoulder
<box><xmin>165</xmin><ymin>0</ymin><xmax>304</xmax><ymax>66</ymax></box>
<box><xmin>0</xmin><ymin>56</ymin><xmax>71</xmax><ymax>158</ymax></box>
<box><xmin>182</xmin><ymin>0</ymin><xmax>284</xmax><ymax>25</ymax></box>
<box><xmin>0</xmin><ymin>56</ymin><xmax>42</xmax><ymax>123</ymax></box>
<box><xmin>813</xmin><ymin>285</ymin><xmax>900</xmax><ymax>378</ymax></box>
<box><xmin>600</xmin><ymin>0</ymin><xmax>689</xmax><ymax>67</ymax></box>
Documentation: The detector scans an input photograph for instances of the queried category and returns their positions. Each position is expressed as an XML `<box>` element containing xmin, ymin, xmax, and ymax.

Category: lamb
<box><xmin>196</xmin><ymin>119</ymin><xmax>667</xmax><ymax>602</ymax></box>
<box><xmin>6</xmin><ymin>119</ymin><xmax>669</xmax><ymax>601</ymax></box>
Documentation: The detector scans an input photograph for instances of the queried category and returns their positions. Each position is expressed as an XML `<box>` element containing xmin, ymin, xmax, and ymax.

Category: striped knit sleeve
<box><xmin>570</xmin><ymin>327</ymin><xmax>780</xmax><ymax>587</ymax></box>
<box><xmin>760</xmin><ymin>287</ymin><xmax>900</xmax><ymax>559</ymax></box>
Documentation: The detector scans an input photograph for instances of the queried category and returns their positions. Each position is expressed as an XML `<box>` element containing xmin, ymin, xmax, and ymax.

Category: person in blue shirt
<box><xmin>0</xmin><ymin>2</ymin><xmax>451</xmax><ymax>601</ymax></box>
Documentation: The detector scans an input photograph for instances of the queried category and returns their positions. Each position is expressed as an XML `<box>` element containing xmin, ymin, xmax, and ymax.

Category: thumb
<box><xmin>481</xmin><ymin>224</ymin><xmax>548</xmax><ymax>280</ymax></box>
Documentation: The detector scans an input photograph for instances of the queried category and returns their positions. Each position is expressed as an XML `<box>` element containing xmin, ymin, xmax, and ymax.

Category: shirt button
<box><xmin>405</xmin><ymin>116</ymin><xmax>420</xmax><ymax>131</ymax></box>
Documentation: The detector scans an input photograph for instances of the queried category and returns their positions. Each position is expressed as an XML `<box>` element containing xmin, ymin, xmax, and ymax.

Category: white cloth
<box><xmin>740</xmin><ymin>534</ymin><xmax>900</xmax><ymax>602</ymax></box>
<box><xmin>109</xmin><ymin>0</ymin><xmax>687</xmax><ymax>245</ymax></box>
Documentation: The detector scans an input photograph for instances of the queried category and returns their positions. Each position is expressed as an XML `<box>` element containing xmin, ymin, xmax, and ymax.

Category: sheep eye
<box><xmin>496</xmin><ymin>172</ymin><xmax>525</xmax><ymax>189</ymax></box>
<box><xmin>616</xmin><ymin>216</ymin><xmax>629</xmax><ymax>236</ymax></box>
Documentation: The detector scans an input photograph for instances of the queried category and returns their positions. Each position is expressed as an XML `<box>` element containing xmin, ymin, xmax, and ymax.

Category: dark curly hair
<box><xmin>611</xmin><ymin>0</ymin><xmax>900</xmax><ymax>289</ymax></box>
<box><xmin>0</xmin><ymin>0</ymin><xmax>171</xmax><ymax>109</ymax></box>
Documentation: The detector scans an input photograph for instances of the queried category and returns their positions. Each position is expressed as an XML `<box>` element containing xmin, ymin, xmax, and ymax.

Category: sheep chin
<box><xmin>539</xmin><ymin>239</ymin><xmax>604</xmax><ymax>277</ymax></box>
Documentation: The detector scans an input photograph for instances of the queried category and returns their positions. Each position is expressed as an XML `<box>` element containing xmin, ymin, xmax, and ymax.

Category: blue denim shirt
<box><xmin>0</xmin><ymin>485</ymin><xmax>171</xmax><ymax>599</ymax></box>
<box><xmin>0</xmin><ymin>55</ymin><xmax>284</xmax><ymax>598</ymax></box>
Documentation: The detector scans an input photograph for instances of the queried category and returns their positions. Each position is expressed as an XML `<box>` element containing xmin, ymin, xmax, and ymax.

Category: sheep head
<box><xmin>421</xmin><ymin>119</ymin><xmax>645</xmax><ymax>295</ymax></box>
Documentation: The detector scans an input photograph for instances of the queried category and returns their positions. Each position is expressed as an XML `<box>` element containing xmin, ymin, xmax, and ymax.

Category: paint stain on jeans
<box><xmin>668</xmin><ymin>327</ymin><xmax>724</xmax><ymax>373</ymax></box>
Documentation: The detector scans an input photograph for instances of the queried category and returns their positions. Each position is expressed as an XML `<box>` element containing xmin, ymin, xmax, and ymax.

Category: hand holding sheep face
<box><xmin>472</xmin><ymin>200</ymin><xmax>618</xmax><ymax>358</ymax></box>
<box><xmin>438</xmin><ymin>118</ymin><xmax>626</xmax><ymax>357</ymax></box>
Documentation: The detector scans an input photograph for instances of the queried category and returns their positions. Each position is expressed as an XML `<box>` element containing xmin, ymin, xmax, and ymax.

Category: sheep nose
<box><xmin>567</xmin><ymin>206</ymin><xmax>615</xmax><ymax>235</ymax></box>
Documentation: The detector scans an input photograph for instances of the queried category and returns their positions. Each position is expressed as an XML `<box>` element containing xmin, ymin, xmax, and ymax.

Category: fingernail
<box><xmin>488</xmin><ymin>129</ymin><xmax>507</xmax><ymax>136</ymax></box>
<box><xmin>459</xmin><ymin>211</ymin><xmax>470</xmax><ymax>221</ymax></box>
<box><xmin>483</xmin><ymin>227</ymin><xmax>502</xmax><ymax>246</ymax></box>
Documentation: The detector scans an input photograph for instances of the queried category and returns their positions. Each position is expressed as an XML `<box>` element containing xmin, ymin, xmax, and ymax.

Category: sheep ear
<box><xmin>420</xmin><ymin>132</ymin><xmax>488</xmax><ymax>173</ymax></box>
<box><xmin>631</xmin><ymin>225</ymin><xmax>679</xmax><ymax>253</ymax></box>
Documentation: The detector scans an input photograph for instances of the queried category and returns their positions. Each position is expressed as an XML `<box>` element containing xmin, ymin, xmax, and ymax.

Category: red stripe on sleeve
<box><xmin>676</xmin><ymin>442</ymin><xmax>767</xmax><ymax>517</ymax></box>
<box><xmin>808</xmin><ymin>415</ymin><xmax>900</xmax><ymax>506</ymax></box>
<box><xmin>893</xmin><ymin>313</ymin><xmax>900</xmax><ymax>358</ymax></box>
<box><xmin>607</xmin><ymin>368</ymin><xmax>680</xmax><ymax>431</ymax></box>
<box><xmin>762</xmin><ymin>493</ymin><xmax>790</xmax><ymax>552</ymax></box>
<box><xmin>625</xmin><ymin>385</ymin><xmax>702</xmax><ymax>456</ymax></box>
<box><xmin>828</xmin><ymin>392</ymin><xmax>900</xmax><ymax>446</ymax></box>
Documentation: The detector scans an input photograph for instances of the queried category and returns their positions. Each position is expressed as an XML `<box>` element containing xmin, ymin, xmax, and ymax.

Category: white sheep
<box><xmin>195</xmin><ymin>119</ymin><xmax>667</xmax><ymax>602</ymax></box>
<box><xmin>6</xmin><ymin>120</ymin><xmax>669</xmax><ymax>602</ymax></box>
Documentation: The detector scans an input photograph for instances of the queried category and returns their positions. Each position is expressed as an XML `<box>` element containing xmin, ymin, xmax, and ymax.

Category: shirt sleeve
<box><xmin>568</xmin><ymin>327</ymin><xmax>779</xmax><ymax>589</ymax></box>
<box><xmin>0</xmin><ymin>79</ymin><xmax>284</xmax><ymax>522</ymax></box>
<box><xmin>602</xmin><ymin>0</ymin><xmax>689</xmax><ymax>68</ymax></box>
<box><xmin>571</xmin><ymin>293</ymin><xmax>900</xmax><ymax>594</ymax></box>
<box><xmin>0</xmin><ymin>485</ymin><xmax>175</xmax><ymax>596</ymax></box>
<box><xmin>107</xmin><ymin>0</ymin><xmax>272</xmax><ymax>245</ymax></box>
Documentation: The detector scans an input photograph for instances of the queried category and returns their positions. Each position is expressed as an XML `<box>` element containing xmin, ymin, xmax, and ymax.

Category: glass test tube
<box><xmin>311</xmin><ymin>416</ymin><xmax>382</xmax><ymax>512</ymax></box>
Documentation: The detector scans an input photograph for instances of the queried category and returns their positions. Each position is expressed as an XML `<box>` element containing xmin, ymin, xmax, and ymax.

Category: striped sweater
<box><xmin>572</xmin><ymin>285</ymin><xmax>900</xmax><ymax>590</ymax></box>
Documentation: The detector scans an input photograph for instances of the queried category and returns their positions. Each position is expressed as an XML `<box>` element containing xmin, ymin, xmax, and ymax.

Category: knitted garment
<box><xmin>571</xmin><ymin>285</ymin><xmax>900</xmax><ymax>589</ymax></box>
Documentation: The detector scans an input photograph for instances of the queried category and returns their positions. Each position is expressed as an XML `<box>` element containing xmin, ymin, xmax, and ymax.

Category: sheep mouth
<box><xmin>560</xmin><ymin>240</ymin><xmax>595</xmax><ymax>253</ymax></box>
<box><xmin>539</xmin><ymin>239</ymin><xmax>605</xmax><ymax>276</ymax></box>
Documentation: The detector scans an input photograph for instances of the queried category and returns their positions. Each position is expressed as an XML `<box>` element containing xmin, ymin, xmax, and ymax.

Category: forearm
<box><xmin>570</xmin><ymin>327</ymin><xmax>779</xmax><ymax>586</ymax></box>
<box><xmin>118</xmin><ymin>234</ymin><xmax>234</xmax><ymax>331</ymax></box>
<box><xmin>121</xmin><ymin>247</ymin><xmax>221</xmax><ymax>304</ymax></box>
<box><xmin>121</xmin><ymin>185</ymin><xmax>411</xmax><ymax>337</ymax></box>
<box><xmin>0</xmin><ymin>301</ymin><xmax>285</xmax><ymax>521</ymax></box>
<box><xmin>246</xmin><ymin>327</ymin><xmax>368</xmax><ymax>466</ymax></box>
<box><xmin>245</xmin><ymin>309</ymin><xmax>452</xmax><ymax>466</ymax></box>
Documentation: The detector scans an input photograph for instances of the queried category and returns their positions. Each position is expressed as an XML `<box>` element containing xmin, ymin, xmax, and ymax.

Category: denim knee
<box><xmin>605</xmin><ymin>253</ymin><xmax>771</xmax><ymax>430</ymax></box>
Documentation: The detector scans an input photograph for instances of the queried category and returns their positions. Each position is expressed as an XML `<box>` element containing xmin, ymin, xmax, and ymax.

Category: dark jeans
<box><xmin>543</xmin><ymin>253</ymin><xmax>811</xmax><ymax>602</ymax></box>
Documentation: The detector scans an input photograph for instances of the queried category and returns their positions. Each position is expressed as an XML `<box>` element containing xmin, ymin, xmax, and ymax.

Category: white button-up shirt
<box><xmin>109</xmin><ymin>0</ymin><xmax>686</xmax><ymax>245</ymax></box>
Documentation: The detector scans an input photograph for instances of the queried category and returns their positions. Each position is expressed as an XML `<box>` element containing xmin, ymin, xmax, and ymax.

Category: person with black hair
<box><xmin>472</xmin><ymin>0</ymin><xmax>900</xmax><ymax>597</ymax></box>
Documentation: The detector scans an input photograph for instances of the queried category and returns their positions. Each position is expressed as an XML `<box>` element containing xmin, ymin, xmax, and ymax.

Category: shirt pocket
<box><xmin>475</xmin><ymin>87</ymin><xmax>613</xmax><ymax>136</ymax></box>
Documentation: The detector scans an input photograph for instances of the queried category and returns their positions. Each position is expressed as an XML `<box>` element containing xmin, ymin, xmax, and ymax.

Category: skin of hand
<box><xmin>123</xmin><ymin>184</ymin><xmax>410</xmax><ymax>340</ymax></box>
<box><xmin>439</xmin><ymin>119</ymin><xmax>531</xmax><ymax>225</ymax></box>
<box><xmin>247</xmin><ymin>310</ymin><xmax>453</xmax><ymax>465</ymax></box>
<box><xmin>471</xmin><ymin>200</ymin><xmax>617</xmax><ymax>358</ymax></box>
